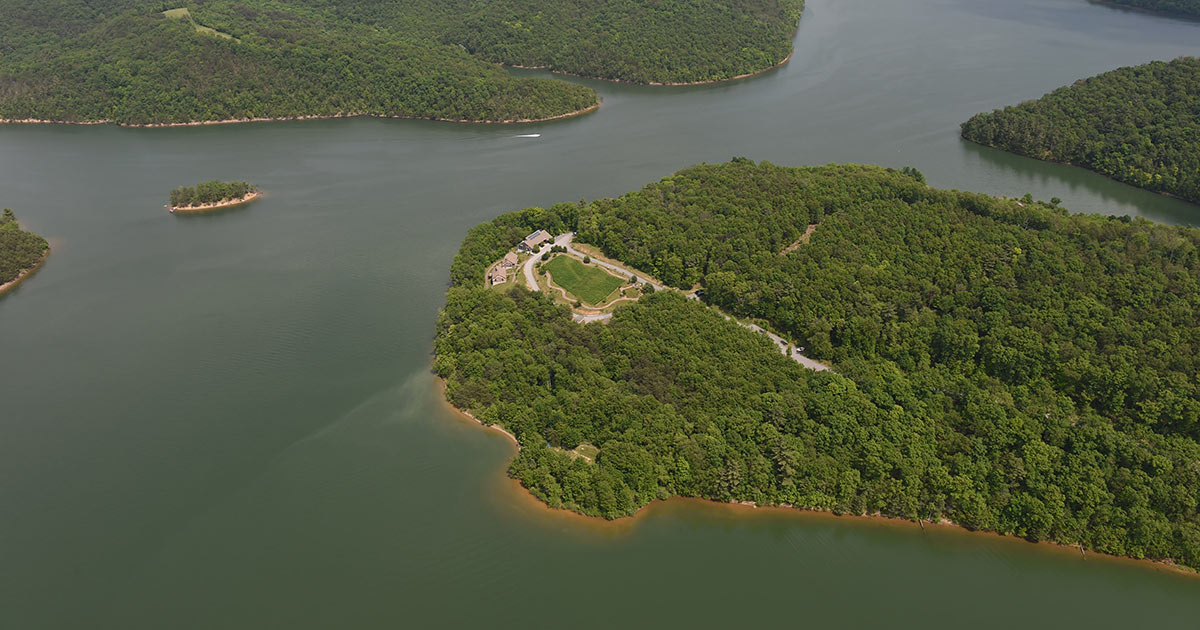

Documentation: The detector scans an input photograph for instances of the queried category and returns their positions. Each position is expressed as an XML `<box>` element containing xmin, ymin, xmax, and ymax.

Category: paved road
<box><xmin>522</xmin><ymin>241</ymin><xmax>554</xmax><ymax>292</ymax></box>
<box><xmin>740</xmin><ymin>321</ymin><xmax>831</xmax><ymax>372</ymax></box>
<box><xmin>529</xmin><ymin>233</ymin><xmax>831</xmax><ymax>372</ymax></box>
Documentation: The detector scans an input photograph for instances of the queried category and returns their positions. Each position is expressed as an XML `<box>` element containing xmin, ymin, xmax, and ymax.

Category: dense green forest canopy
<box><xmin>961</xmin><ymin>57</ymin><xmax>1200</xmax><ymax>204</ymax></box>
<box><xmin>0</xmin><ymin>209</ymin><xmax>50</xmax><ymax>286</ymax></box>
<box><xmin>437</xmin><ymin>160</ymin><xmax>1200</xmax><ymax>570</ymax></box>
<box><xmin>0</xmin><ymin>0</ymin><xmax>596</xmax><ymax>125</ymax></box>
<box><xmin>281</xmin><ymin>0</ymin><xmax>805</xmax><ymax>84</ymax></box>
<box><xmin>170</xmin><ymin>180</ymin><xmax>255</xmax><ymax>207</ymax></box>
<box><xmin>1098</xmin><ymin>0</ymin><xmax>1200</xmax><ymax>18</ymax></box>
<box><xmin>0</xmin><ymin>0</ymin><xmax>804</xmax><ymax>124</ymax></box>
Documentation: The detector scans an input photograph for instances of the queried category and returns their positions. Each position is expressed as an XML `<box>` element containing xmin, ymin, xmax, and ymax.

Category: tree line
<box><xmin>0</xmin><ymin>208</ymin><xmax>49</xmax><ymax>286</ymax></box>
<box><xmin>437</xmin><ymin>160</ymin><xmax>1200</xmax><ymax>570</ymax></box>
<box><xmin>170</xmin><ymin>180</ymin><xmax>255</xmax><ymax>207</ymax></box>
<box><xmin>961</xmin><ymin>57</ymin><xmax>1200</xmax><ymax>203</ymax></box>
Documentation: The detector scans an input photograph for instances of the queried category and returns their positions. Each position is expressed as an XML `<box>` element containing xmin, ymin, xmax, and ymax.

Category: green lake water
<box><xmin>2</xmin><ymin>0</ymin><xmax>1200</xmax><ymax>627</ymax></box>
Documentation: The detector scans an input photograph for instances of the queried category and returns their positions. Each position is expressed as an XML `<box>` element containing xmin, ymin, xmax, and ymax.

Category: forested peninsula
<box><xmin>437</xmin><ymin>160</ymin><xmax>1200</xmax><ymax>570</ymax></box>
<box><xmin>0</xmin><ymin>0</ymin><xmax>804</xmax><ymax>126</ymax></box>
<box><xmin>169</xmin><ymin>180</ymin><xmax>257</xmax><ymax>211</ymax></box>
<box><xmin>961</xmin><ymin>57</ymin><xmax>1200</xmax><ymax>204</ymax></box>
<box><xmin>0</xmin><ymin>1</ymin><xmax>595</xmax><ymax>126</ymax></box>
<box><xmin>1095</xmin><ymin>0</ymin><xmax>1200</xmax><ymax>19</ymax></box>
<box><xmin>304</xmin><ymin>0</ymin><xmax>807</xmax><ymax>85</ymax></box>
<box><xmin>0</xmin><ymin>209</ymin><xmax>50</xmax><ymax>294</ymax></box>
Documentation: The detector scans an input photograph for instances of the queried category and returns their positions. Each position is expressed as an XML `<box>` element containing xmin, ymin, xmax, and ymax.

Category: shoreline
<box><xmin>0</xmin><ymin>249</ymin><xmax>50</xmax><ymax>297</ymax></box>
<box><xmin>437</xmin><ymin>373</ymin><xmax>1199</xmax><ymax>580</ymax></box>
<box><xmin>961</xmin><ymin>135</ymin><xmax>1198</xmax><ymax>206</ymax></box>
<box><xmin>170</xmin><ymin>190</ymin><xmax>262</xmax><ymax>213</ymax></box>
<box><xmin>0</xmin><ymin>103</ymin><xmax>600</xmax><ymax>129</ymax></box>
<box><xmin>436</xmin><ymin>377</ymin><xmax>520</xmax><ymax>449</ymax></box>
<box><xmin>1088</xmin><ymin>0</ymin><xmax>1200</xmax><ymax>21</ymax></box>
<box><xmin>509</xmin><ymin>51</ymin><xmax>794</xmax><ymax>87</ymax></box>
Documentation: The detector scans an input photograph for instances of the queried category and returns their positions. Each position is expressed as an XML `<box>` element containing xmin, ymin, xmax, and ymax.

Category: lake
<box><xmin>2</xmin><ymin>0</ymin><xmax>1199</xmax><ymax>627</ymax></box>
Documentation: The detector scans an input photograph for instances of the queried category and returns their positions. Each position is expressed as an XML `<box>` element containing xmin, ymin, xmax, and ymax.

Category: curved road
<box><xmin>525</xmin><ymin>233</ymin><xmax>830</xmax><ymax>372</ymax></box>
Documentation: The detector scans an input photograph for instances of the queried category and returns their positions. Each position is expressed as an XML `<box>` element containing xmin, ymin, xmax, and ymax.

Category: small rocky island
<box><xmin>0</xmin><ymin>208</ymin><xmax>50</xmax><ymax>296</ymax></box>
<box><xmin>169</xmin><ymin>181</ymin><xmax>259</xmax><ymax>213</ymax></box>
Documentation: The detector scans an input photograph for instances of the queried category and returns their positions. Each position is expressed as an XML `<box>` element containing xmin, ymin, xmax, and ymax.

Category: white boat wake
<box><xmin>514</xmin><ymin>133</ymin><xmax>541</xmax><ymax>138</ymax></box>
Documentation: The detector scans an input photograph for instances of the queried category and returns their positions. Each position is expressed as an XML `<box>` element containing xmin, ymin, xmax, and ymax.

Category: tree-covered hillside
<box><xmin>0</xmin><ymin>0</ymin><xmax>806</xmax><ymax>125</ymax></box>
<box><xmin>285</xmin><ymin>0</ymin><xmax>805</xmax><ymax>84</ymax></box>
<box><xmin>961</xmin><ymin>58</ymin><xmax>1200</xmax><ymax>203</ymax></box>
<box><xmin>1098</xmin><ymin>0</ymin><xmax>1200</xmax><ymax>19</ymax></box>
<box><xmin>0</xmin><ymin>0</ymin><xmax>596</xmax><ymax>125</ymax></box>
<box><xmin>437</xmin><ymin>160</ymin><xmax>1200</xmax><ymax>570</ymax></box>
<box><xmin>446</xmin><ymin>0</ymin><xmax>805</xmax><ymax>84</ymax></box>
<box><xmin>0</xmin><ymin>209</ymin><xmax>49</xmax><ymax>287</ymax></box>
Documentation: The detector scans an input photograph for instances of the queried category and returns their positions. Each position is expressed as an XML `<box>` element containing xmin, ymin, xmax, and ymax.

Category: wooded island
<box><xmin>438</xmin><ymin>160</ymin><xmax>1200</xmax><ymax>571</ymax></box>
<box><xmin>169</xmin><ymin>181</ymin><xmax>258</xmax><ymax>212</ymax></box>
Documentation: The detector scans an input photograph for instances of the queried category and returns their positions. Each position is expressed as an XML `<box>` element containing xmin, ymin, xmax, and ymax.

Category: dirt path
<box><xmin>779</xmin><ymin>224</ymin><xmax>818</xmax><ymax>256</ymax></box>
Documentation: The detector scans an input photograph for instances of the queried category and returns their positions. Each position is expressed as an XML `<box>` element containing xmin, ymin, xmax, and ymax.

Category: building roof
<box><xmin>501</xmin><ymin>251</ymin><xmax>519</xmax><ymax>266</ymax></box>
<box><xmin>522</xmin><ymin>230</ymin><xmax>552</xmax><ymax>249</ymax></box>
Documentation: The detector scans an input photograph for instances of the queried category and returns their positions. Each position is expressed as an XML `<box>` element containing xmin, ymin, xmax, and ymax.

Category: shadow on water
<box><xmin>169</xmin><ymin>203</ymin><xmax>256</xmax><ymax>220</ymax></box>
<box><xmin>960</xmin><ymin>139</ymin><xmax>1200</xmax><ymax>225</ymax></box>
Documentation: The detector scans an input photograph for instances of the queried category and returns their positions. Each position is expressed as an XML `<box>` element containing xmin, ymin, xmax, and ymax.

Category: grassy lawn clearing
<box><xmin>544</xmin><ymin>255</ymin><xmax>625</xmax><ymax>305</ymax></box>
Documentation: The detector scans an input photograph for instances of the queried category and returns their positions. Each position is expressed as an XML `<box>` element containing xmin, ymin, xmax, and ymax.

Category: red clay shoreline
<box><xmin>0</xmin><ymin>249</ymin><xmax>49</xmax><ymax>297</ymax></box>
<box><xmin>0</xmin><ymin>103</ymin><xmax>599</xmax><ymax>129</ymax></box>
<box><xmin>437</xmin><ymin>374</ymin><xmax>1199</xmax><ymax>579</ymax></box>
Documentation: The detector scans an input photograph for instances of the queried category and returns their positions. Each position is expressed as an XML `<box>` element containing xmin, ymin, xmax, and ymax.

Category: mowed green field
<box><xmin>544</xmin><ymin>255</ymin><xmax>625</xmax><ymax>304</ymax></box>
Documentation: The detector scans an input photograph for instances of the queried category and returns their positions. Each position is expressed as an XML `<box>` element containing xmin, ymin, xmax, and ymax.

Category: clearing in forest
<box><xmin>544</xmin><ymin>255</ymin><xmax>625</xmax><ymax>305</ymax></box>
<box><xmin>780</xmin><ymin>223</ymin><xmax>818</xmax><ymax>255</ymax></box>
<box><xmin>163</xmin><ymin>8</ymin><xmax>237</xmax><ymax>40</ymax></box>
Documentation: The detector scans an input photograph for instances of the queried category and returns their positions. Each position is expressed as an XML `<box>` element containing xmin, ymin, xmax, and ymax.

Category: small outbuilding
<box><xmin>490</xmin><ymin>267</ymin><xmax>508</xmax><ymax>285</ymax></box>
<box><xmin>499</xmin><ymin>251</ymin><xmax>519</xmax><ymax>268</ymax></box>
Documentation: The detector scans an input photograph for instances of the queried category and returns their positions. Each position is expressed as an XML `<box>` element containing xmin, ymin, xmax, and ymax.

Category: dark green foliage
<box><xmin>438</xmin><ymin>160</ymin><xmax>1200</xmax><ymax>569</ymax></box>
<box><xmin>289</xmin><ymin>0</ymin><xmax>805</xmax><ymax>84</ymax></box>
<box><xmin>0</xmin><ymin>1</ymin><xmax>597</xmax><ymax>125</ymax></box>
<box><xmin>169</xmin><ymin>180</ymin><xmax>254</xmax><ymax>207</ymax></box>
<box><xmin>446</xmin><ymin>0</ymin><xmax>806</xmax><ymax>84</ymax></box>
<box><xmin>0</xmin><ymin>0</ymin><xmax>807</xmax><ymax>124</ymax></box>
<box><xmin>961</xmin><ymin>58</ymin><xmax>1200</xmax><ymax>203</ymax></box>
<box><xmin>1098</xmin><ymin>0</ymin><xmax>1200</xmax><ymax>18</ymax></box>
<box><xmin>0</xmin><ymin>209</ymin><xmax>49</xmax><ymax>285</ymax></box>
